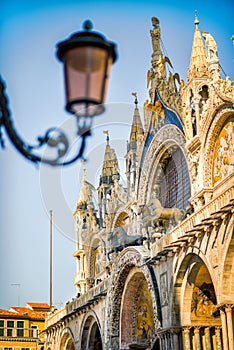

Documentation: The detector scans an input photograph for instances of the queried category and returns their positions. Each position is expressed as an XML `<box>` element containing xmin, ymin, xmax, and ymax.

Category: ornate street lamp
<box><xmin>0</xmin><ymin>20</ymin><xmax>117</xmax><ymax>166</ymax></box>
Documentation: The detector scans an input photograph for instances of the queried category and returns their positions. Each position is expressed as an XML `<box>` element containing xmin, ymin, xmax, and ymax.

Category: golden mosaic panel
<box><xmin>213</xmin><ymin>118</ymin><xmax>234</xmax><ymax>185</ymax></box>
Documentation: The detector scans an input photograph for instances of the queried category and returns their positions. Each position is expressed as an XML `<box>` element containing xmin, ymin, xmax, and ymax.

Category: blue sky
<box><xmin>0</xmin><ymin>0</ymin><xmax>233</xmax><ymax>309</ymax></box>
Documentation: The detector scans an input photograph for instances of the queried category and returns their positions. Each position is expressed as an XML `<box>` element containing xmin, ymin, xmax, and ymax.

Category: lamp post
<box><xmin>0</xmin><ymin>20</ymin><xmax>117</xmax><ymax>166</ymax></box>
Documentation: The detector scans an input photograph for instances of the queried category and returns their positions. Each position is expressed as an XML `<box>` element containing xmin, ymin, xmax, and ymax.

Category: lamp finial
<box><xmin>83</xmin><ymin>20</ymin><xmax>93</xmax><ymax>31</ymax></box>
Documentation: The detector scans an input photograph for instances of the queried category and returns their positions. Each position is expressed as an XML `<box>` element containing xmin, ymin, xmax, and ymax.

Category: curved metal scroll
<box><xmin>0</xmin><ymin>76</ymin><xmax>90</xmax><ymax>166</ymax></box>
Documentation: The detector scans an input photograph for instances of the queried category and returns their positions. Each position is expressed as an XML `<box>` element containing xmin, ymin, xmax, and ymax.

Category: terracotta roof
<box><xmin>26</xmin><ymin>302</ymin><xmax>50</xmax><ymax>310</ymax></box>
<box><xmin>0</xmin><ymin>307</ymin><xmax>49</xmax><ymax>320</ymax></box>
<box><xmin>0</xmin><ymin>309</ymin><xmax>17</xmax><ymax>316</ymax></box>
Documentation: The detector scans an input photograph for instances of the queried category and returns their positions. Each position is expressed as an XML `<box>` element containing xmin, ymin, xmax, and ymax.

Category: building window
<box><xmin>159</xmin><ymin>147</ymin><xmax>190</xmax><ymax>210</ymax></box>
<box><xmin>4</xmin><ymin>348</ymin><xmax>13</xmax><ymax>350</ymax></box>
<box><xmin>21</xmin><ymin>348</ymin><xmax>30</xmax><ymax>350</ymax></box>
<box><xmin>7</xmin><ymin>321</ymin><xmax>14</xmax><ymax>337</ymax></box>
<box><xmin>29</xmin><ymin>325</ymin><xmax>38</xmax><ymax>338</ymax></box>
<box><xmin>0</xmin><ymin>320</ymin><xmax>4</xmax><ymax>336</ymax></box>
<box><xmin>17</xmin><ymin>321</ymin><xmax>24</xmax><ymax>337</ymax></box>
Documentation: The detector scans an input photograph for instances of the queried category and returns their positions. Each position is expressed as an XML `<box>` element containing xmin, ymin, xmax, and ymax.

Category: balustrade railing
<box><xmin>46</xmin><ymin>278</ymin><xmax>109</xmax><ymax>328</ymax></box>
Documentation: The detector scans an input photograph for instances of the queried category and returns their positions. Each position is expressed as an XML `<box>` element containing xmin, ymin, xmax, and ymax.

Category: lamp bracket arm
<box><xmin>0</xmin><ymin>76</ymin><xmax>87</xmax><ymax>166</ymax></box>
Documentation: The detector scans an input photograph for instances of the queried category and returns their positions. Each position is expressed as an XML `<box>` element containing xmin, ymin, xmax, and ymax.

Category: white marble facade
<box><xmin>44</xmin><ymin>15</ymin><xmax>234</xmax><ymax>350</ymax></box>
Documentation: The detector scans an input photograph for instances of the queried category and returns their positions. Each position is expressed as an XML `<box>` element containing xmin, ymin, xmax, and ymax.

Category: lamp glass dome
<box><xmin>57</xmin><ymin>21</ymin><xmax>117</xmax><ymax>118</ymax></box>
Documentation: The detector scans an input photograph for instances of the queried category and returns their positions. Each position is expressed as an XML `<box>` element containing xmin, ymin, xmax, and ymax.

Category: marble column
<box><xmin>226</xmin><ymin>305</ymin><xmax>233</xmax><ymax>350</ymax></box>
<box><xmin>159</xmin><ymin>335</ymin><xmax>163</xmax><ymax>350</ymax></box>
<box><xmin>215</xmin><ymin>327</ymin><xmax>222</xmax><ymax>350</ymax></box>
<box><xmin>183</xmin><ymin>328</ymin><xmax>191</xmax><ymax>350</ymax></box>
<box><xmin>204</xmin><ymin>327</ymin><xmax>211</xmax><ymax>350</ymax></box>
<box><xmin>160</xmin><ymin>334</ymin><xmax>165</xmax><ymax>350</ymax></box>
<box><xmin>220</xmin><ymin>308</ymin><xmax>229</xmax><ymax>350</ymax></box>
<box><xmin>165</xmin><ymin>333</ymin><xmax>169</xmax><ymax>350</ymax></box>
<box><xmin>163</xmin><ymin>333</ymin><xmax>168</xmax><ymax>350</ymax></box>
<box><xmin>172</xmin><ymin>330</ymin><xmax>180</xmax><ymax>350</ymax></box>
<box><xmin>194</xmin><ymin>327</ymin><xmax>201</xmax><ymax>350</ymax></box>
<box><xmin>82</xmin><ymin>254</ymin><xmax>86</xmax><ymax>281</ymax></box>
<box><xmin>168</xmin><ymin>333</ymin><xmax>173</xmax><ymax>350</ymax></box>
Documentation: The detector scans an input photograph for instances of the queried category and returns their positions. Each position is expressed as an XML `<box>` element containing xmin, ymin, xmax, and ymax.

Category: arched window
<box><xmin>158</xmin><ymin>147</ymin><xmax>190</xmax><ymax>210</ymax></box>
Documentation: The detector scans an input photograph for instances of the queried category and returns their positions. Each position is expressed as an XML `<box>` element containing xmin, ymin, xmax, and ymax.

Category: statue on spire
<box><xmin>150</xmin><ymin>17</ymin><xmax>161</xmax><ymax>54</ymax></box>
<box><xmin>77</xmin><ymin>162</ymin><xmax>96</xmax><ymax>208</ymax></box>
<box><xmin>202</xmin><ymin>32</ymin><xmax>218</xmax><ymax>61</ymax></box>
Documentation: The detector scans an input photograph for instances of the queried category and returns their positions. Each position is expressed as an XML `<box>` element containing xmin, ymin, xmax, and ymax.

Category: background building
<box><xmin>0</xmin><ymin>302</ymin><xmax>50</xmax><ymax>350</ymax></box>
<box><xmin>44</xmin><ymin>15</ymin><xmax>234</xmax><ymax>350</ymax></box>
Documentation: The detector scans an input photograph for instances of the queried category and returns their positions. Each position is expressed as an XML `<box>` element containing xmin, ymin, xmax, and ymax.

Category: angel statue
<box><xmin>202</xmin><ymin>32</ymin><xmax>218</xmax><ymax>60</ymax></box>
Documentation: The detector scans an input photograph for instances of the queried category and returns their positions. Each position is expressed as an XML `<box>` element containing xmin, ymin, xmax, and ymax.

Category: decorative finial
<box><xmin>103</xmin><ymin>130</ymin><xmax>109</xmax><ymax>143</ymax></box>
<box><xmin>83</xmin><ymin>20</ymin><xmax>93</xmax><ymax>31</ymax></box>
<box><xmin>132</xmin><ymin>92</ymin><xmax>138</xmax><ymax>106</ymax></box>
<box><xmin>194</xmin><ymin>10</ymin><xmax>199</xmax><ymax>27</ymax></box>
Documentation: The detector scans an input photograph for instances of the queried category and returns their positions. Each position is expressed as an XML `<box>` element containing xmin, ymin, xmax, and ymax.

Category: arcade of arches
<box><xmin>44</xmin><ymin>16</ymin><xmax>234</xmax><ymax>350</ymax></box>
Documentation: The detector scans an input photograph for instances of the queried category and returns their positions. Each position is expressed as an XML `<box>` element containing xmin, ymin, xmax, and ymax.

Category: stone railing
<box><xmin>66</xmin><ymin>279</ymin><xmax>109</xmax><ymax>315</ymax></box>
<box><xmin>46</xmin><ymin>279</ymin><xmax>109</xmax><ymax>328</ymax></box>
<box><xmin>151</xmin><ymin>185</ymin><xmax>234</xmax><ymax>257</ymax></box>
<box><xmin>45</xmin><ymin>306</ymin><xmax>67</xmax><ymax>328</ymax></box>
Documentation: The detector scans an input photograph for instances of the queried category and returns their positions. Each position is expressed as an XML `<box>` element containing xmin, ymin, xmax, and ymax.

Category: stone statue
<box><xmin>202</xmin><ymin>32</ymin><xmax>218</xmax><ymax>60</ymax></box>
<box><xmin>107</xmin><ymin>226</ymin><xmax>144</xmax><ymax>257</ymax></box>
<box><xmin>151</xmin><ymin>100</ymin><xmax>166</xmax><ymax>130</ymax></box>
<box><xmin>150</xmin><ymin>17</ymin><xmax>161</xmax><ymax>53</ymax></box>
<box><xmin>143</xmin><ymin>186</ymin><xmax>183</xmax><ymax>228</ymax></box>
<box><xmin>147</xmin><ymin>68</ymin><xmax>155</xmax><ymax>88</ymax></box>
<box><xmin>78</xmin><ymin>167</ymin><xmax>96</xmax><ymax>207</ymax></box>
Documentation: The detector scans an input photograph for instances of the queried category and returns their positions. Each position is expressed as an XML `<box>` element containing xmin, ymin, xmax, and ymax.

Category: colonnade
<box><xmin>157</xmin><ymin>329</ymin><xmax>181</xmax><ymax>350</ymax></box>
<box><xmin>183</xmin><ymin>326</ymin><xmax>223</xmax><ymax>350</ymax></box>
<box><xmin>157</xmin><ymin>306</ymin><xmax>234</xmax><ymax>350</ymax></box>
<box><xmin>219</xmin><ymin>304</ymin><xmax>234</xmax><ymax>350</ymax></box>
<box><xmin>180</xmin><ymin>304</ymin><xmax>234</xmax><ymax>350</ymax></box>
<box><xmin>158</xmin><ymin>327</ymin><xmax>221</xmax><ymax>350</ymax></box>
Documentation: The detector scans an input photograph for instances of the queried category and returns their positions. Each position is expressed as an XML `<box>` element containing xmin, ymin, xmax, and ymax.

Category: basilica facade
<box><xmin>44</xmin><ymin>16</ymin><xmax>234</xmax><ymax>350</ymax></box>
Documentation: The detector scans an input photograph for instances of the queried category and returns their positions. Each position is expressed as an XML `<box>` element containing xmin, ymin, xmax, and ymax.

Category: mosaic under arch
<box><xmin>135</xmin><ymin>279</ymin><xmax>154</xmax><ymax>341</ymax></box>
<box><xmin>213</xmin><ymin>116</ymin><xmax>234</xmax><ymax>185</ymax></box>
